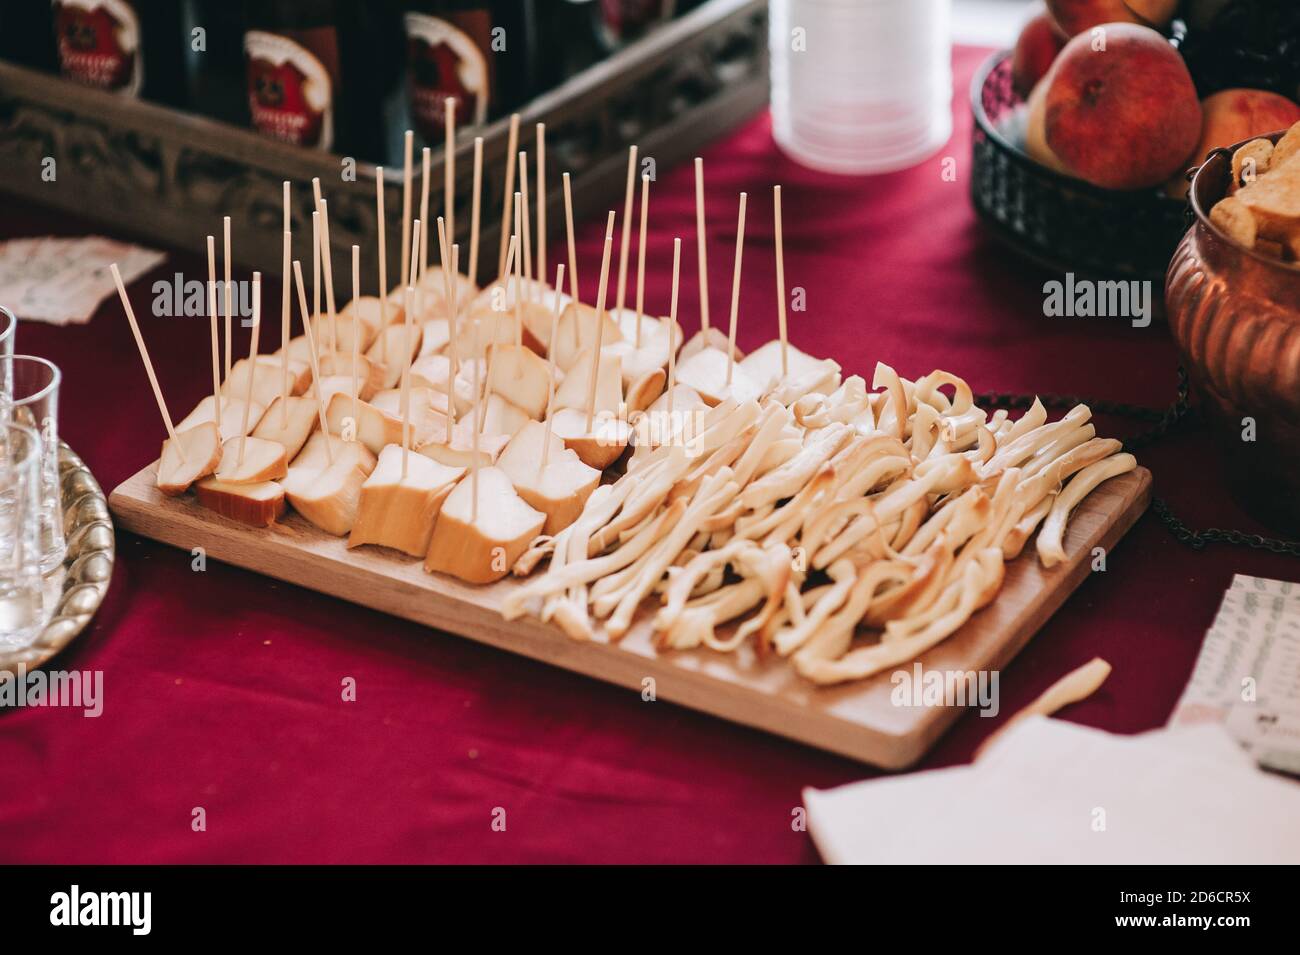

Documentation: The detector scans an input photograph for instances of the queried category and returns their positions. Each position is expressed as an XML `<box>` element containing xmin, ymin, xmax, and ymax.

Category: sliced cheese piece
<box><xmin>423</xmin><ymin>465</ymin><xmax>545</xmax><ymax>583</ymax></box>
<box><xmin>550</xmin><ymin>302</ymin><xmax>622</xmax><ymax>373</ymax></box>
<box><xmin>213</xmin><ymin>436</ymin><xmax>288</xmax><ymax>484</ymax></box>
<box><xmin>223</xmin><ymin>355</ymin><xmax>309</xmax><ymax>406</ymax></box>
<box><xmin>252</xmin><ymin>395</ymin><xmax>320</xmax><ymax>461</ymax></box>
<box><xmin>195</xmin><ymin>477</ymin><xmax>285</xmax><ymax>527</ymax></box>
<box><xmin>283</xmin><ymin>433</ymin><xmax>376</xmax><ymax>536</ymax></box>
<box><xmin>549</xmin><ymin>406</ymin><xmax>631</xmax><ymax>471</ymax></box>
<box><xmin>498</xmin><ymin>421</ymin><xmax>600</xmax><ymax>535</ymax></box>
<box><xmin>674</xmin><ymin>346</ymin><xmax>763</xmax><ymax>406</ymax></box>
<box><xmin>325</xmin><ymin>391</ymin><xmax>403</xmax><ymax>454</ymax></box>
<box><xmin>348</xmin><ymin>444</ymin><xmax>466</xmax><ymax>556</ymax></box>
<box><xmin>156</xmin><ymin>421</ymin><xmax>222</xmax><ymax>496</ymax></box>
<box><xmin>554</xmin><ymin>348</ymin><xmax>623</xmax><ymax>415</ymax></box>
<box><xmin>177</xmin><ymin>394</ymin><xmax>266</xmax><ymax>441</ymax></box>
<box><xmin>486</xmin><ymin>342</ymin><xmax>551</xmax><ymax>419</ymax></box>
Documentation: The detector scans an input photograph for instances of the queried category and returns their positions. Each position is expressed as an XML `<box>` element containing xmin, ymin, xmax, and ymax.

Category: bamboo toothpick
<box><xmin>562</xmin><ymin>171</ymin><xmax>579</xmax><ymax>303</ymax></box>
<box><xmin>634</xmin><ymin>173</ymin><xmax>650</xmax><ymax>349</ymax></box>
<box><xmin>112</xmin><ymin>263</ymin><xmax>182</xmax><ymax>457</ymax></box>
<box><xmin>615</xmin><ymin>145</ymin><xmax>638</xmax><ymax>319</ymax></box>
<box><xmin>280</xmin><ymin>182</ymin><xmax>291</xmax><ymax>427</ymax></box>
<box><xmin>351</xmin><ymin>245</ymin><xmax>361</xmax><ymax>426</ymax></box>
<box><xmin>469</xmin><ymin>136</ymin><xmax>483</xmax><ymax>285</ymax></box>
<box><xmin>445</xmin><ymin>97</ymin><xmax>456</xmax><ymax>255</ymax></box>
<box><xmin>312</xmin><ymin>209</ymin><xmax>321</xmax><ymax>320</ymax></box>
<box><xmin>667</xmin><ymin>238</ymin><xmax>681</xmax><ymax>420</ymax></box>
<box><xmin>292</xmin><ymin>259</ymin><xmax>333</xmax><ymax>465</ymax></box>
<box><xmin>498</xmin><ymin>113</ymin><xmax>519</xmax><ymax>277</ymax></box>
<box><xmin>694</xmin><ymin>157</ymin><xmax>710</xmax><ymax>332</ymax></box>
<box><xmin>436</xmin><ymin>218</ymin><xmax>457</xmax><ymax>427</ymax></box>
<box><xmin>402</xmin><ymin>220</ymin><xmax>421</xmax><ymax>479</ymax></box>
<box><xmin>513</xmin><ymin>195</ymin><xmax>524</xmax><ymax>346</ymax></box>
<box><xmin>419</xmin><ymin>146</ymin><xmax>432</xmax><ymax>284</ymax></box>
<box><xmin>206</xmin><ymin>235</ymin><xmax>221</xmax><ymax>432</ymax></box>
<box><xmin>470</xmin><ymin>310</ymin><xmax>480</xmax><ymax>526</ymax></box>
<box><xmin>223</xmin><ymin>216</ymin><xmax>232</xmax><ymax>379</ymax></box>
<box><xmin>519</xmin><ymin>151</ymin><xmax>533</xmax><ymax>296</ymax></box>
<box><xmin>400</xmin><ymin>129</ymin><xmax>414</xmax><ymax>293</ymax></box>
<box><xmin>726</xmin><ymin>192</ymin><xmax>747</xmax><ymax>387</ymax></box>
<box><xmin>774</xmin><ymin>184</ymin><xmax>789</xmax><ymax>379</ymax></box>
<box><xmin>536</xmin><ymin>123</ymin><xmax>546</xmax><ymax>287</ymax></box>
<box><xmin>237</xmin><ymin>272</ymin><xmax>262</xmax><ymax>465</ymax></box>
<box><xmin>585</xmin><ymin>212</ymin><xmax>617</xmax><ymax>432</ymax></box>
<box><xmin>376</xmin><ymin>168</ymin><xmax>389</xmax><ymax>364</ymax></box>
<box><xmin>540</xmin><ymin>262</ymin><xmax>565</xmax><ymax>473</ymax></box>
<box><xmin>312</xmin><ymin>180</ymin><xmax>339</xmax><ymax>353</ymax></box>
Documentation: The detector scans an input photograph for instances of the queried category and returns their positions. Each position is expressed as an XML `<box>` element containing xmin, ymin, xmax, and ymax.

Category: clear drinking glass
<box><xmin>0</xmin><ymin>422</ymin><xmax>44</xmax><ymax>648</ymax></box>
<box><xmin>0</xmin><ymin>306</ymin><xmax>14</xmax><ymax>410</ymax></box>
<box><xmin>770</xmin><ymin>0</ymin><xmax>953</xmax><ymax>174</ymax></box>
<box><xmin>11</xmin><ymin>356</ymin><xmax>65</xmax><ymax>574</ymax></box>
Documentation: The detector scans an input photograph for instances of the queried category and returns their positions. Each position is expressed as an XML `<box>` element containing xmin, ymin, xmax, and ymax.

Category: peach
<box><xmin>1025</xmin><ymin>77</ymin><xmax>1071</xmax><ymax>175</ymax></box>
<box><xmin>1044</xmin><ymin>23</ymin><xmax>1201</xmax><ymax>190</ymax></box>
<box><xmin>1046</xmin><ymin>0</ymin><xmax>1176</xmax><ymax>37</ymax></box>
<box><xmin>1012</xmin><ymin>10</ymin><xmax>1067</xmax><ymax>98</ymax></box>
<box><xmin>1165</xmin><ymin>89</ymin><xmax>1300</xmax><ymax>198</ymax></box>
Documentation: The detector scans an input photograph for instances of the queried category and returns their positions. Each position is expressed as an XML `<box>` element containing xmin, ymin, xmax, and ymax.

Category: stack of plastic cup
<box><xmin>770</xmin><ymin>0</ymin><xmax>953</xmax><ymax>175</ymax></box>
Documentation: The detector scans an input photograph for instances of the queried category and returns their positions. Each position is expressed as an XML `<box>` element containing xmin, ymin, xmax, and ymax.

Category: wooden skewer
<box><xmin>206</xmin><ymin>235</ymin><xmax>221</xmax><ymax>430</ymax></box>
<box><xmin>536</xmin><ymin>123</ymin><xmax>546</xmax><ymax>289</ymax></box>
<box><xmin>312</xmin><ymin>180</ymin><xmax>339</xmax><ymax>353</ymax></box>
<box><xmin>540</xmin><ymin>262</ymin><xmax>565</xmax><ymax>474</ymax></box>
<box><xmin>312</xmin><ymin>209</ymin><xmax>321</xmax><ymax>321</ymax></box>
<box><xmin>519</xmin><ymin>151</ymin><xmax>533</xmax><ymax>297</ymax></box>
<box><xmin>351</xmin><ymin>245</ymin><xmax>361</xmax><ymax>427</ymax></box>
<box><xmin>445</xmin><ymin>97</ymin><xmax>456</xmax><ymax>258</ymax></box>
<box><xmin>667</xmin><ymin>237</ymin><xmax>681</xmax><ymax>421</ymax></box>
<box><xmin>237</xmin><ymin>272</ymin><xmax>262</xmax><ymax>465</ymax></box>
<box><xmin>419</xmin><ymin>146</ymin><xmax>432</xmax><ymax>285</ymax></box>
<box><xmin>402</xmin><ymin>220</ymin><xmax>421</xmax><ymax>479</ymax></box>
<box><xmin>376</xmin><ymin>167</ymin><xmax>389</xmax><ymax>364</ymax></box>
<box><xmin>498</xmin><ymin>113</ymin><xmax>519</xmax><ymax>277</ymax></box>
<box><xmin>615</xmin><ymin>145</ymin><xmax>638</xmax><ymax>319</ymax></box>
<box><xmin>513</xmin><ymin>194</ymin><xmax>524</xmax><ymax>346</ymax></box>
<box><xmin>562</xmin><ymin>172</ymin><xmax>580</xmax><ymax>304</ymax></box>
<box><xmin>585</xmin><ymin>211</ymin><xmax>617</xmax><ymax>432</ymax></box>
<box><xmin>112</xmin><ymin>263</ymin><xmax>182</xmax><ymax>457</ymax></box>
<box><xmin>291</xmin><ymin>259</ymin><xmax>333</xmax><ymax>465</ymax></box>
<box><xmin>634</xmin><ymin>172</ymin><xmax>650</xmax><ymax>349</ymax></box>
<box><xmin>774</xmin><ymin>184</ymin><xmax>788</xmax><ymax>379</ymax></box>
<box><xmin>280</xmin><ymin>183</ymin><xmax>291</xmax><ymax>428</ymax></box>
<box><xmin>469</xmin><ymin>136</ymin><xmax>483</xmax><ymax>286</ymax></box>
<box><xmin>694</xmin><ymin>157</ymin><xmax>710</xmax><ymax>332</ymax></box>
<box><xmin>725</xmin><ymin>192</ymin><xmax>747</xmax><ymax>387</ymax></box>
<box><xmin>436</xmin><ymin>218</ymin><xmax>458</xmax><ymax>432</ymax></box>
<box><xmin>223</xmin><ymin>216</ymin><xmax>233</xmax><ymax>379</ymax></box>
<box><xmin>400</xmin><ymin>129</ymin><xmax>414</xmax><ymax>296</ymax></box>
<box><xmin>470</xmin><ymin>309</ymin><xmax>481</xmax><ymax>526</ymax></box>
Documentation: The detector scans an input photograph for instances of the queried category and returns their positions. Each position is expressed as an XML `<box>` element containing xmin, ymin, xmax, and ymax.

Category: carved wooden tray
<box><xmin>109</xmin><ymin>461</ymin><xmax>1150</xmax><ymax>768</ymax></box>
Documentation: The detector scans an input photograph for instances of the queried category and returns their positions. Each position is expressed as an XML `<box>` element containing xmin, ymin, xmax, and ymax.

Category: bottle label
<box><xmin>404</xmin><ymin>12</ymin><xmax>490</xmax><ymax>139</ymax></box>
<box><xmin>244</xmin><ymin>29</ymin><xmax>334</xmax><ymax>151</ymax></box>
<box><xmin>52</xmin><ymin>0</ymin><xmax>142</xmax><ymax>96</ymax></box>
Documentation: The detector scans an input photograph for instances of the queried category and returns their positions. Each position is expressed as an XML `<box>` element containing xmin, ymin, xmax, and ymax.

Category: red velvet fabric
<box><xmin>0</xmin><ymin>47</ymin><xmax>1280</xmax><ymax>864</ymax></box>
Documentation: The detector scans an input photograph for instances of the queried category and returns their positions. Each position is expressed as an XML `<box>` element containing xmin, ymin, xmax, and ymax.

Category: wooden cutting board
<box><xmin>109</xmin><ymin>463</ymin><xmax>1151</xmax><ymax>768</ymax></box>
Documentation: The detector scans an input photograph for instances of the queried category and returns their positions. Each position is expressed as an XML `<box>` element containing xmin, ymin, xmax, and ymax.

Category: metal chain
<box><xmin>976</xmin><ymin>367</ymin><xmax>1300</xmax><ymax>558</ymax></box>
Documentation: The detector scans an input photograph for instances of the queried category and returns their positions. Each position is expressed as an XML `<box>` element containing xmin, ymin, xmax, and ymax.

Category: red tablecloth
<box><xmin>0</xmin><ymin>46</ymin><xmax>1280</xmax><ymax>864</ymax></box>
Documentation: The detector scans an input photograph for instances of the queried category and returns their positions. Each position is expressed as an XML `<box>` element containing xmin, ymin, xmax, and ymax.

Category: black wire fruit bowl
<box><xmin>970</xmin><ymin>51</ymin><xmax>1191</xmax><ymax>285</ymax></box>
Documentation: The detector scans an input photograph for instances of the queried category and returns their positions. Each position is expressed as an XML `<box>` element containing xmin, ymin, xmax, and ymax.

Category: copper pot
<box><xmin>1165</xmin><ymin>132</ymin><xmax>1300</xmax><ymax>533</ymax></box>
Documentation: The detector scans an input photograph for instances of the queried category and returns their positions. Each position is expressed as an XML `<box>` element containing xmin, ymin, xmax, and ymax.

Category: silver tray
<box><xmin>0</xmin><ymin>442</ymin><xmax>114</xmax><ymax>677</ymax></box>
